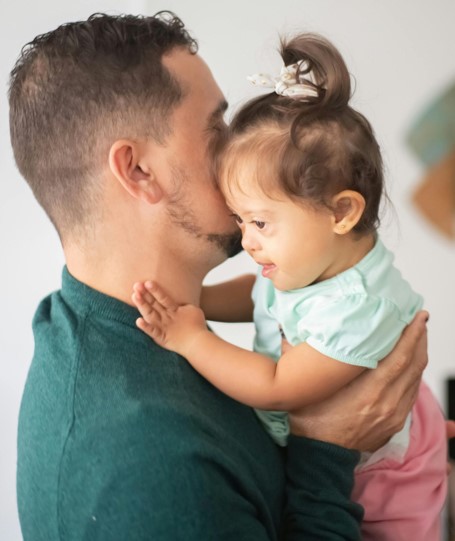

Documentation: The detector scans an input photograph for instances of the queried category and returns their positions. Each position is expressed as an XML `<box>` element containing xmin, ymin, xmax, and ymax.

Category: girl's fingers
<box><xmin>136</xmin><ymin>317</ymin><xmax>163</xmax><ymax>343</ymax></box>
<box><xmin>133</xmin><ymin>282</ymin><xmax>158</xmax><ymax>306</ymax></box>
<box><xmin>144</xmin><ymin>281</ymin><xmax>178</xmax><ymax>311</ymax></box>
<box><xmin>132</xmin><ymin>292</ymin><xmax>161</xmax><ymax>322</ymax></box>
<box><xmin>141</xmin><ymin>288</ymin><xmax>155</xmax><ymax>306</ymax></box>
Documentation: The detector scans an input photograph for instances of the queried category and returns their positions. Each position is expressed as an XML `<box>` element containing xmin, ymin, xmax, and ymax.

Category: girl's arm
<box><xmin>132</xmin><ymin>281</ymin><xmax>365</xmax><ymax>411</ymax></box>
<box><xmin>200</xmin><ymin>274</ymin><xmax>256</xmax><ymax>322</ymax></box>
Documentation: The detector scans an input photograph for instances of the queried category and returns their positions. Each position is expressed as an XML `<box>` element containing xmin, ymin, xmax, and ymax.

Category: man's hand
<box><xmin>289</xmin><ymin>311</ymin><xmax>428</xmax><ymax>452</ymax></box>
<box><xmin>132</xmin><ymin>281</ymin><xmax>208</xmax><ymax>358</ymax></box>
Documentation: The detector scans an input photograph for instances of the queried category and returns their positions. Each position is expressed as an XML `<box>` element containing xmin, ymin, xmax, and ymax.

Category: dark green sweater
<box><xmin>17</xmin><ymin>267</ymin><xmax>363</xmax><ymax>540</ymax></box>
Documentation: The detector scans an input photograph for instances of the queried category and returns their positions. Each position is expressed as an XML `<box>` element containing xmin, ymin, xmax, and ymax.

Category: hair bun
<box><xmin>280</xmin><ymin>33</ymin><xmax>351</xmax><ymax>111</ymax></box>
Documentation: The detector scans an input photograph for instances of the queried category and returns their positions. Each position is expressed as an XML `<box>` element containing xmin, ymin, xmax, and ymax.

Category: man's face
<box><xmin>159</xmin><ymin>49</ymin><xmax>241</xmax><ymax>263</ymax></box>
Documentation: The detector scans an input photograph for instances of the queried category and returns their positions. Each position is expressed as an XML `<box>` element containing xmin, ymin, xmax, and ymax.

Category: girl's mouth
<box><xmin>261</xmin><ymin>263</ymin><xmax>277</xmax><ymax>278</ymax></box>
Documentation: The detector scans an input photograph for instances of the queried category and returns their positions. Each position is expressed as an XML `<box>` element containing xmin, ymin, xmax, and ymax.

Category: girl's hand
<box><xmin>132</xmin><ymin>281</ymin><xmax>207</xmax><ymax>358</ymax></box>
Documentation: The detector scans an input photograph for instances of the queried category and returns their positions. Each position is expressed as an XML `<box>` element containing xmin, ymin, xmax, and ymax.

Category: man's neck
<box><xmin>64</xmin><ymin>241</ymin><xmax>205</xmax><ymax>308</ymax></box>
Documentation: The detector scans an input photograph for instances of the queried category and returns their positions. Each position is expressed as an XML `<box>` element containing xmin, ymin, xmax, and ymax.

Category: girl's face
<box><xmin>224</xmin><ymin>182</ymin><xmax>346</xmax><ymax>291</ymax></box>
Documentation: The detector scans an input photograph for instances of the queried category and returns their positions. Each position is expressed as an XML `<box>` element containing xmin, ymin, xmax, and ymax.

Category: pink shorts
<box><xmin>352</xmin><ymin>381</ymin><xmax>448</xmax><ymax>540</ymax></box>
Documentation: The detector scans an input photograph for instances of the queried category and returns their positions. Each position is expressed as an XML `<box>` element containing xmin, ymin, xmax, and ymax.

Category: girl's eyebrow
<box><xmin>225</xmin><ymin>197</ymin><xmax>276</xmax><ymax>218</ymax></box>
<box><xmin>229</xmin><ymin>207</ymin><xmax>274</xmax><ymax>218</ymax></box>
<box><xmin>243</xmin><ymin>209</ymin><xmax>272</xmax><ymax>217</ymax></box>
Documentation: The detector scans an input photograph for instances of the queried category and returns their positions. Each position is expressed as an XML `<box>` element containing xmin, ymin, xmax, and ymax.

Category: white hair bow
<box><xmin>247</xmin><ymin>61</ymin><xmax>319</xmax><ymax>99</ymax></box>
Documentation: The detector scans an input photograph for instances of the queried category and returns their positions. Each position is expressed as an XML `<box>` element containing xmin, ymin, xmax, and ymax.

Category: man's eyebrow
<box><xmin>208</xmin><ymin>100</ymin><xmax>228</xmax><ymax>124</ymax></box>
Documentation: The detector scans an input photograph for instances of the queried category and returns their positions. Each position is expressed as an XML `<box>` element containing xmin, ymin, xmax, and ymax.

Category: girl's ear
<box><xmin>331</xmin><ymin>190</ymin><xmax>366</xmax><ymax>234</ymax></box>
<box><xmin>108</xmin><ymin>139</ymin><xmax>163</xmax><ymax>204</ymax></box>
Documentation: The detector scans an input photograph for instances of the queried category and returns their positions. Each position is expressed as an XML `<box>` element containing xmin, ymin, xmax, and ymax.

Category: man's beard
<box><xmin>166</xmin><ymin>165</ymin><xmax>243</xmax><ymax>259</ymax></box>
<box><xmin>207</xmin><ymin>230</ymin><xmax>243</xmax><ymax>258</ymax></box>
<box><xmin>167</xmin><ymin>199</ymin><xmax>243</xmax><ymax>258</ymax></box>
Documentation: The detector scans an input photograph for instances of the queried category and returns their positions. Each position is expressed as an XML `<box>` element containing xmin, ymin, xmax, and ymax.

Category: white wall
<box><xmin>1</xmin><ymin>1</ymin><xmax>454</xmax><ymax>539</ymax></box>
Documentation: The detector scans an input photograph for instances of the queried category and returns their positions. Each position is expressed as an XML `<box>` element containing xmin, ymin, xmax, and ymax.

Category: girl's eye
<box><xmin>254</xmin><ymin>220</ymin><xmax>266</xmax><ymax>230</ymax></box>
<box><xmin>230</xmin><ymin>213</ymin><xmax>243</xmax><ymax>225</ymax></box>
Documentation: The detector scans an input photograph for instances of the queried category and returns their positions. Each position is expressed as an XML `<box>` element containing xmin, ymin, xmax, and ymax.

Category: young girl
<box><xmin>132</xmin><ymin>33</ymin><xmax>447</xmax><ymax>539</ymax></box>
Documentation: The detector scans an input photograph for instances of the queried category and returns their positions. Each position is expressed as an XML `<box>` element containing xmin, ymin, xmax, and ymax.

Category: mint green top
<box><xmin>17</xmin><ymin>267</ymin><xmax>362</xmax><ymax>540</ymax></box>
<box><xmin>252</xmin><ymin>238</ymin><xmax>423</xmax><ymax>445</ymax></box>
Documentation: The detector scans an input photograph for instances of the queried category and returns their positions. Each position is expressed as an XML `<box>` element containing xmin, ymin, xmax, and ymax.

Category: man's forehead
<box><xmin>163</xmin><ymin>48</ymin><xmax>226</xmax><ymax>125</ymax></box>
<box><xmin>163</xmin><ymin>49</ymin><xmax>219</xmax><ymax>94</ymax></box>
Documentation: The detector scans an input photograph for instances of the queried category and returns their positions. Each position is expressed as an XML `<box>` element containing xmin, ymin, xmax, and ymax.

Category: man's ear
<box><xmin>331</xmin><ymin>190</ymin><xmax>366</xmax><ymax>234</ymax></box>
<box><xmin>108</xmin><ymin>139</ymin><xmax>163</xmax><ymax>204</ymax></box>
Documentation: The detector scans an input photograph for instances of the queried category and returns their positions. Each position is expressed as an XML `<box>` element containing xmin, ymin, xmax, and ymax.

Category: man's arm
<box><xmin>283</xmin><ymin>437</ymin><xmax>364</xmax><ymax>541</ymax></box>
<box><xmin>200</xmin><ymin>274</ymin><xmax>255</xmax><ymax>322</ymax></box>
<box><xmin>280</xmin><ymin>312</ymin><xmax>428</xmax><ymax>540</ymax></box>
<box><xmin>288</xmin><ymin>311</ymin><xmax>428</xmax><ymax>450</ymax></box>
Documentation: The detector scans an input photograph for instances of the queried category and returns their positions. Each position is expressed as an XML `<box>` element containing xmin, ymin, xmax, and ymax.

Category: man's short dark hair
<box><xmin>8</xmin><ymin>12</ymin><xmax>197</xmax><ymax>240</ymax></box>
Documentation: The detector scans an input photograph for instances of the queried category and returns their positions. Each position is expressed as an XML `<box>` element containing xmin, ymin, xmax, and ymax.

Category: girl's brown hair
<box><xmin>220</xmin><ymin>33</ymin><xmax>384</xmax><ymax>234</ymax></box>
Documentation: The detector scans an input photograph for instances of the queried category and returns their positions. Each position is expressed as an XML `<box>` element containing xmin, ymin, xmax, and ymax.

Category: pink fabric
<box><xmin>352</xmin><ymin>381</ymin><xmax>448</xmax><ymax>540</ymax></box>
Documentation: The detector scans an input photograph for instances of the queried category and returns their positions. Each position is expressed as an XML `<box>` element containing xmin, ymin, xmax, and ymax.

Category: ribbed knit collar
<box><xmin>60</xmin><ymin>266</ymin><xmax>140</xmax><ymax>328</ymax></box>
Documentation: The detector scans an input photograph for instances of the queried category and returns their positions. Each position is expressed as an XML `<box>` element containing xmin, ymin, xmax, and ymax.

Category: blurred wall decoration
<box><xmin>408</xmin><ymin>81</ymin><xmax>455</xmax><ymax>538</ymax></box>
<box><xmin>407</xmin><ymin>82</ymin><xmax>455</xmax><ymax>240</ymax></box>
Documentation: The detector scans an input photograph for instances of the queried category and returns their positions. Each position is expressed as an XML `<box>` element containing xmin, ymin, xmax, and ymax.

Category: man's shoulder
<box><xmin>21</xmin><ymin>296</ymin><xmax>284</xmax><ymax>540</ymax></box>
<box><xmin>57</xmin><ymin>353</ymin><xmax>280</xmax><ymax>538</ymax></box>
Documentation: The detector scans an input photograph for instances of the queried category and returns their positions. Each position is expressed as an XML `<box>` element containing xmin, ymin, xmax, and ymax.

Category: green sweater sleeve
<box><xmin>283</xmin><ymin>435</ymin><xmax>364</xmax><ymax>540</ymax></box>
<box><xmin>60</xmin><ymin>429</ymin><xmax>362</xmax><ymax>541</ymax></box>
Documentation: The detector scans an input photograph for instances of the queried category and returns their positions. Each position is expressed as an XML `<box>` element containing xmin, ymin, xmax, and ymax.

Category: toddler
<box><xmin>133</xmin><ymin>32</ymin><xmax>447</xmax><ymax>540</ymax></box>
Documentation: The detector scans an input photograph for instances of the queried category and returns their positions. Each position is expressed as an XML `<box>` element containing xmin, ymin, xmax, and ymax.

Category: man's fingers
<box><xmin>398</xmin><ymin>314</ymin><xmax>428</xmax><ymax>397</ymax></box>
<box><xmin>398</xmin><ymin>311</ymin><xmax>428</xmax><ymax>368</ymax></box>
<box><xmin>144</xmin><ymin>281</ymin><xmax>178</xmax><ymax>311</ymax></box>
<box><xmin>379</xmin><ymin>311</ymin><xmax>428</xmax><ymax>390</ymax></box>
<box><xmin>446</xmin><ymin>420</ymin><xmax>455</xmax><ymax>439</ymax></box>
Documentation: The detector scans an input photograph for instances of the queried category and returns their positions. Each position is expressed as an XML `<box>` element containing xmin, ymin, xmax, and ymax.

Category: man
<box><xmin>10</xmin><ymin>12</ymin><xmax>428</xmax><ymax>540</ymax></box>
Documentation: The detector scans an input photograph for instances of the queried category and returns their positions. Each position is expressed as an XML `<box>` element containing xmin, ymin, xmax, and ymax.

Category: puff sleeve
<box><xmin>296</xmin><ymin>294</ymin><xmax>414</xmax><ymax>368</ymax></box>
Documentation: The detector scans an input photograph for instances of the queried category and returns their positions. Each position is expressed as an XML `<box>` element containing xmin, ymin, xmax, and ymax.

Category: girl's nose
<box><xmin>241</xmin><ymin>229</ymin><xmax>260</xmax><ymax>252</ymax></box>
